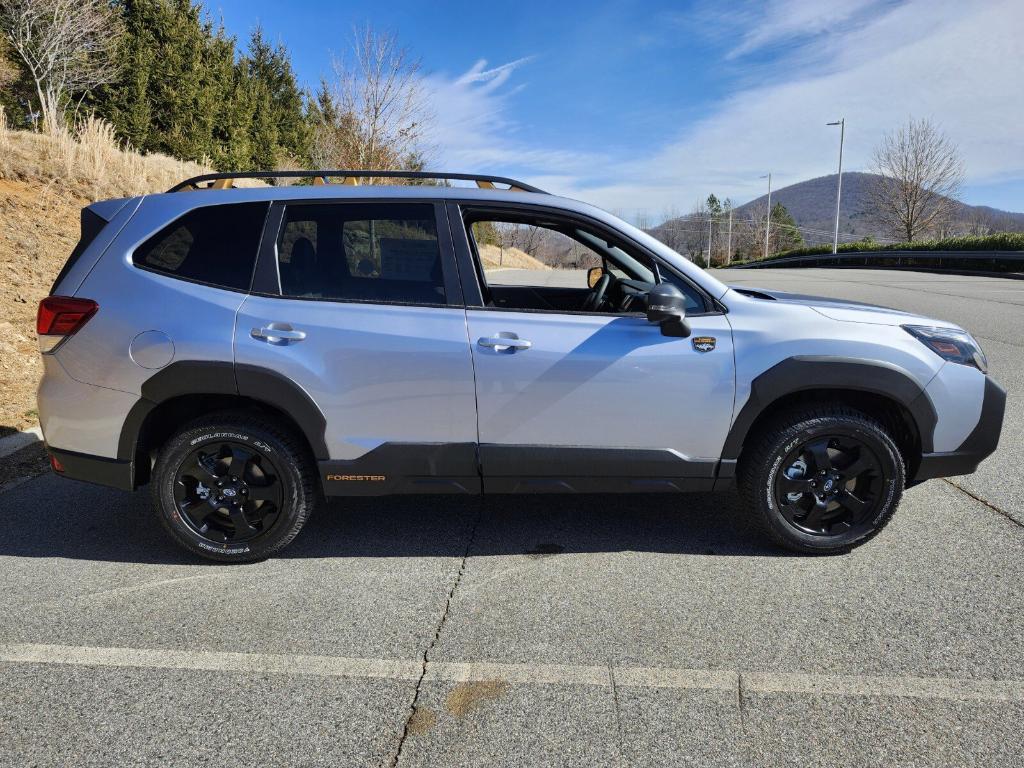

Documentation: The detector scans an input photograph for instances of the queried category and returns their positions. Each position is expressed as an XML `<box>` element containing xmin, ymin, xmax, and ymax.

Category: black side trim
<box><xmin>319</xmin><ymin>442</ymin><xmax>480</xmax><ymax>496</ymax></box>
<box><xmin>484</xmin><ymin>477</ymin><xmax>716</xmax><ymax>494</ymax></box>
<box><xmin>49</xmin><ymin>448</ymin><xmax>133</xmax><ymax>491</ymax></box>
<box><xmin>480</xmin><ymin>445</ymin><xmax>717</xmax><ymax>494</ymax></box>
<box><xmin>722</xmin><ymin>356</ymin><xmax>938</xmax><ymax>460</ymax></box>
<box><xmin>119</xmin><ymin>360</ymin><xmax>330</xmax><ymax>466</ymax></box>
<box><xmin>912</xmin><ymin>376</ymin><xmax>1006</xmax><ymax>482</ymax></box>
<box><xmin>479</xmin><ymin>445</ymin><xmax>717</xmax><ymax>478</ymax></box>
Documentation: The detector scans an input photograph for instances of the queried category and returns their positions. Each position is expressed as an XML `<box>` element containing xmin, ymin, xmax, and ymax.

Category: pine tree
<box><xmin>770</xmin><ymin>202</ymin><xmax>805</xmax><ymax>252</ymax></box>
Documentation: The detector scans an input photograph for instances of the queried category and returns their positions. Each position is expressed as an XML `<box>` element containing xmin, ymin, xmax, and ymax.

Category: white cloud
<box><xmin>724</xmin><ymin>0</ymin><xmax>887</xmax><ymax>59</ymax></box>
<box><xmin>427</xmin><ymin>0</ymin><xmax>1024</xmax><ymax>219</ymax></box>
<box><xmin>424</xmin><ymin>58</ymin><xmax>599</xmax><ymax>179</ymax></box>
<box><xmin>569</xmin><ymin>0</ymin><xmax>1024</xmax><ymax>218</ymax></box>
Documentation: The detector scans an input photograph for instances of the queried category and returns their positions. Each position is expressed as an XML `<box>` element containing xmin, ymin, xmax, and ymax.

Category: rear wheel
<box><xmin>739</xmin><ymin>405</ymin><xmax>905</xmax><ymax>554</ymax></box>
<box><xmin>151</xmin><ymin>412</ymin><xmax>317</xmax><ymax>562</ymax></box>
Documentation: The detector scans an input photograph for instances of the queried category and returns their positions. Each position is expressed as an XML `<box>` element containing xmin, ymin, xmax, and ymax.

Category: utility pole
<box><xmin>761</xmin><ymin>172</ymin><xmax>772</xmax><ymax>260</ymax></box>
<box><xmin>827</xmin><ymin>118</ymin><xmax>845</xmax><ymax>255</ymax></box>
<box><xmin>726</xmin><ymin>208</ymin><xmax>733</xmax><ymax>265</ymax></box>
<box><xmin>706</xmin><ymin>216</ymin><xmax>713</xmax><ymax>268</ymax></box>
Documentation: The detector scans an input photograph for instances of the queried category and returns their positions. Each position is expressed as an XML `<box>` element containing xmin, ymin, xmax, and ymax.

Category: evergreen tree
<box><xmin>93</xmin><ymin>1</ymin><xmax>311</xmax><ymax>170</ymax></box>
<box><xmin>244</xmin><ymin>26</ymin><xmax>308</xmax><ymax>167</ymax></box>
<box><xmin>770</xmin><ymin>202</ymin><xmax>805</xmax><ymax>251</ymax></box>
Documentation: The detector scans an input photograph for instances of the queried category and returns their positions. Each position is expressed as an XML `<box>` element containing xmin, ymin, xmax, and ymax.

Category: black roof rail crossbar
<box><xmin>167</xmin><ymin>170</ymin><xmax>547</xmax><ymax>194</ymax></box>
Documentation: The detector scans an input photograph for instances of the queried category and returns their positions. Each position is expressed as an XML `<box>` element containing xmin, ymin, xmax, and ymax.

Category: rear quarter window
<box><xmin>132</xmin><ymin>202</ymin><xmax>269</xmax><ymax>291</ymax></box>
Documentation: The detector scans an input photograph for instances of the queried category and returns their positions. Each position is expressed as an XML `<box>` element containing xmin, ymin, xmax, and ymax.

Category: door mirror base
<box><xmin>659</xmin><ymin>317</ymin><xmax>691</xmax><ymax>338</ymax></box>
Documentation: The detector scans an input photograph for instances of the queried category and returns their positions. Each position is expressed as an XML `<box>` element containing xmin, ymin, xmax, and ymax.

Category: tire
<box><xmin>738</xmin><ymin>404</ymin><xmax>905</xmax><ymax>554</ymax></box>
<box><xmin>151</xmin><ymin>411</ymin><xmax>318</xmax><ymax>562</ymax></box>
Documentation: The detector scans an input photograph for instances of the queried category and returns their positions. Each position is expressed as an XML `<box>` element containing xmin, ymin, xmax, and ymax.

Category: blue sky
<box><xmin>211</xmin><ymin>0</ymin><xmax>1024</xmax><ymax>221</ymax></box>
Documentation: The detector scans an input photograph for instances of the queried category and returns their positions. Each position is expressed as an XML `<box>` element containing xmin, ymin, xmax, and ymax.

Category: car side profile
<box><xmin>36</xmin><ymin>171</ymin><xmax>1006</xmax><ymax>561</ymax></box>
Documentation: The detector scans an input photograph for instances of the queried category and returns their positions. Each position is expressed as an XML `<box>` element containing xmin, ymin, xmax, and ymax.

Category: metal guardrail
<box><xmin>732</xmin><ymin>250</ymin><xmax>1024</xmax><ymax>272</ymax></box>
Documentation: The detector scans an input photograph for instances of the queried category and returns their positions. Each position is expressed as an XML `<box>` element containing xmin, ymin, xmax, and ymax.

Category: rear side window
<box><xmin>277</xmin><ymin>203</ymin><xmax>445</xmax><ymax>305</ymax></box>
<box><xmin>133</xmin><ymin>202</ymin><xmax>268</xmax><ymax>291</ymax></box>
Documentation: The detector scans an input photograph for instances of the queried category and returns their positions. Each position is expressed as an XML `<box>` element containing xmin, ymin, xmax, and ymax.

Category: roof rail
<box><xmin>167</xmin><ymin>170</ymin><xmax>547</xmax><ymax>194</ymax></box>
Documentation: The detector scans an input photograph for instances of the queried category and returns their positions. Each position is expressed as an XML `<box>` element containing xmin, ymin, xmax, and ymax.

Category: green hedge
<box><xmin>762</xmin><ymin>232</ymin><xmax>1024</xmax><ymax>261</ymax></box>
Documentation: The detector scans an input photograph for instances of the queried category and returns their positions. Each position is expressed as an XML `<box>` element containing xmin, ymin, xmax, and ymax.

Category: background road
<box><xmin>1</xmin><ymin>269</ymin><xmax>1021</xmax><ymax>767</ymax></box>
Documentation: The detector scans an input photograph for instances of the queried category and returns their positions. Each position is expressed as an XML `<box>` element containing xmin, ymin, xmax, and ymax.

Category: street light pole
<box><xmin>827</xmin><ymin>118</ymin><xmax>845</xmax><ymax>255</ymax></box>
<box><xmin>726</xmin><ymin>208</ymin><xmax>733</xmax><ymax>265</ymax></box>
<box><xmin>706</xmin><ymin>215</ymin><xmax>713</xmax><ymax>268</ymax></box>
<box><xmin>760</xmin><ymin>173</ymin><xmax>772</xmax><ymax>260</ymax></box>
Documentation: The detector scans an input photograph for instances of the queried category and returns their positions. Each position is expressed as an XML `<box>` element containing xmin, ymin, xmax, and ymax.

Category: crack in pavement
<box><xmin>944</xmin><ymin>478</ymin><xmax>1023</xmax><ymax>529</ymax></box>
<box><xmin>387</xmin><ymin>501</ymin><xmax>483</xmax><ymax>768</ymax></box>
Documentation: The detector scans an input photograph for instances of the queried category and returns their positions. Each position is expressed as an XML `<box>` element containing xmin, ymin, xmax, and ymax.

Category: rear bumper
<box><xmin>912</xmin><ymin>376</ymin><xmax>1006</xmax><ymax>483</ymax></box>
<box><xmin>48</xmin><ymin>447</ymin><xmax>133</xmax><ymax>491</ymax></box>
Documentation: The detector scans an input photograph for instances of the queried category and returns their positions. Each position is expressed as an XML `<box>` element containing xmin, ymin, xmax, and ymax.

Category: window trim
<box><xmin>250</xmin><ymin>198</ymin><xmax>465</xmax><ymax>308</ymax></box>
<box><xmin>447</xmin><ymin>201</ymin><xmax>722</xmax><ymax>317</ymax></box>
<box><xmin>130</xmin><ymin>201</ymin><xmax>271</xmax><ymax>294</ymax></box>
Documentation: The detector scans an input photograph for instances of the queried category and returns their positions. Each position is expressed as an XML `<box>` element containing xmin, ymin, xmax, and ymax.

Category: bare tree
<box><xmin>0</xmin><ymin>0</ymin><xmax>122</xmax><ymax>130</ymax></box>
<box><xmin>311</xmin><ymin>26</ymin><xmax>432</xmax><ymax>174</ymax></box>
<box><xmin>868</xmin><ymin>118</ymin><xmax>965</xmax><ymax>241</ymax></box>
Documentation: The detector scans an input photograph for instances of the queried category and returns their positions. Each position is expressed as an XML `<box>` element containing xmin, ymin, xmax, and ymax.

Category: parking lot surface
<box><xmin>1</xmin><ymin>268</ymin><xmax>1021</xmax><ymax>766</ymax></box>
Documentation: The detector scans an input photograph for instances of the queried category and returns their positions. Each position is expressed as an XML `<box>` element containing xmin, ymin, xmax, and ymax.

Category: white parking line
<box><xmin>1</xmin><ymin>643</ymin><xmax>1022</xmax><ymax>703</ymax></box>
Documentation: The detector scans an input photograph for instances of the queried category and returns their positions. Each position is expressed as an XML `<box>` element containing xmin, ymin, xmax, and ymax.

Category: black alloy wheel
<box><xmin>152</xmin><ymin>412</ymin><xmax>317</xmax><ymax>562</ymax></box>
<box><xmin>774</xmin><ymin>435</ymin><xmax>884</xmax><ymax>536</ymax></box>
<box><xmin>173</xmin><ymin>442</ymin><xmax>283</xmax><ymax>544</ymax></box>
<box><xmin>738</xmin><ymin>404</ymin><xmax>905</xmax><ymax>554</ymax></box>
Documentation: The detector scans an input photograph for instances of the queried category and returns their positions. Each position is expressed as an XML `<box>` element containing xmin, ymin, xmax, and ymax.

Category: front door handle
<box><xmin>478</xmin><ymin>332</ymin><xmax>531</xmax><ymax>352</ymax></box>
<box><xmin>251</xmin><ymin>323</ymin><xmax>307</xmax><ymax>344</ymax></box>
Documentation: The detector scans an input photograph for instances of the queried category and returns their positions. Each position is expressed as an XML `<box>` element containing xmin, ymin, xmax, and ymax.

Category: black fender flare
<box><xmin>117</xmin><ymin>360</ymin><xmax>329</xmax><ymax>463</ymax></box>
<box><xmin>720</xmin><ymin>356</ymin><xmax>937</xmax><ymax>462</ymax></box>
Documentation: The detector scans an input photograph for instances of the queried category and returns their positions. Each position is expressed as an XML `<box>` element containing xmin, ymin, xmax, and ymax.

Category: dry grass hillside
<box><xmin>0</xmin><ymin>117</ymin><xmax>211</xmax><ymax>434</ymax></box>
<box><xmin>477</xmin><ymin>243</ymin><xmax>551</xmax><ymax>271</ymax></box>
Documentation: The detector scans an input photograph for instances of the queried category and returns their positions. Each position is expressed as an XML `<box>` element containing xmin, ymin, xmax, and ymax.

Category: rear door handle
<box><xmin>251</xmin><ymin>323</ymin><xmax>307</xmax><ymax>344</ymax></box>
<box><xmin>478</xmin><ymin>333</ymin><xmax>531</xmax><ymax>352</ymax></box>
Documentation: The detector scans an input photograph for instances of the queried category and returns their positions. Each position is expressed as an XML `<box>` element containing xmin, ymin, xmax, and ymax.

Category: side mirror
<box><xmin>587</xmin><ymin>266</ymin><xmax>604</xmax><ymax>288</ymax></box>
<box><xmin>646</xmin><ymin>283</ymin><xmax>691</xmax><ymax>337</ymax></box>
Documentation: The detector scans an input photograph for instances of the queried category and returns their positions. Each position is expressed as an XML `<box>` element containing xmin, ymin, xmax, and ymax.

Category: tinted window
<box><xmin>277</xmin><ymin>203</ymin><xmax>445</xmax><ymax>305</ymax></box>
<box><xmin>133</xmin><ymin>202</ymin><xmax>268</xmax><ymax>291</ymax></box>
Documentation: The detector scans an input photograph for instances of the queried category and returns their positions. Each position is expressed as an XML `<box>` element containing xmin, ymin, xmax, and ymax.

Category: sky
<box><xmin>211</xmin><ymin>0</ymin><xmax>1024</xmax><ymax>222</ymax></box>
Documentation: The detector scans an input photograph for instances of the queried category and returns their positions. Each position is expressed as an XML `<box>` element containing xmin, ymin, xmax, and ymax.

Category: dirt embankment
<box><xmin>0</xmin><ymin>123</ymin><xmax>211</xmax><ymax>434</ymax></box>
<box><xmin>0</xmin><ymin>179</ymin><xmax>81</xmax><ymax>433</ymax></box>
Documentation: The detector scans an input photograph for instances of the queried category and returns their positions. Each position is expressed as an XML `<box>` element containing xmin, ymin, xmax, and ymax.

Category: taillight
<box><xmin>36</xmin><ymin>296</ymin><xmax>98</xmax><ymax>353</ymax></box>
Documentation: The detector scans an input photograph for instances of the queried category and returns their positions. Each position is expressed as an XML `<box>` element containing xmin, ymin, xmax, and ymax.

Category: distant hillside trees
<box><xmin>651</xmin><ymin>196</ymin><xmax>802</xmax><ymax>264</ymax></box>
<box><xmin>868</xmin><ymin>118</ymin><xmax>965</xmax><ymax>241</ymax></box>
<box><xmin>0</xmin><ymin>0</ymin><xmax>122</xmax><ymax>130</ymax></box>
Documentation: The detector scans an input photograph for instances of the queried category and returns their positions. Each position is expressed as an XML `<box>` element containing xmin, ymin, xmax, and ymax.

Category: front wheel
<box><xmin>738</xmin><ymin>405</ymin><xmax>905</xmax><ymax>554</ymax></box>
<box><xmin>151</xmin><ymin>412</ymin><xmax>318</xmax><ymax>562</ymax></box>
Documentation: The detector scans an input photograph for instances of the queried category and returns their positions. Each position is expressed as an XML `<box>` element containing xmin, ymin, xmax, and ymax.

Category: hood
<box><xmin>728</xmin><ymin>286</ymin><xmax>960</xmax><ymax>328</ymax></box>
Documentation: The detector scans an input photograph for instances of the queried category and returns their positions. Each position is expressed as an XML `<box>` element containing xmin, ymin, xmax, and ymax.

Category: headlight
<box><xmin>902</xmin><ymin>325</ymin><xmax>988</xmax><ymax>373</ymax></box>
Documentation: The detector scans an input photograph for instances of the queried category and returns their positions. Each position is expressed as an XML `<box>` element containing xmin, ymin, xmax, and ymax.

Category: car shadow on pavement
<box><xmin>0</xmin><ymin>475</ymin><xmax>793</xmax><ymax>565</ymax></box>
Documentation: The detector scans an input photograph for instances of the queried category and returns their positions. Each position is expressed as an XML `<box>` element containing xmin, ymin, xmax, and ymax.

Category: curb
<box><xmin>0</xmin><ymin>426</ymin><xmax>42</xmax><ymax>459</ymax></box>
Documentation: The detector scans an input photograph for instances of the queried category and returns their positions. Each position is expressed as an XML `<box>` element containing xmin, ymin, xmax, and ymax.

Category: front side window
<box><xmin>277</xmin><ymin>203</ymin><xmax>445</xmax><ymax>305</ymax></box>
<box><xmin>465</xmin><ymin>213</ymin><xmax>706</xmax><ymax>315</ymax></box>
<box><xmin>132</xmin><ymin>202</ymin><xmax>268</xmax><ymax>291</ymax></box>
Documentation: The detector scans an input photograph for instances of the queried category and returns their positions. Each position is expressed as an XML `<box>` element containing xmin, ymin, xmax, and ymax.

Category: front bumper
<box><xmin>912</xmin><ymin>376</ymin><xmax>1006</xmax><ymax>482</ymax></box>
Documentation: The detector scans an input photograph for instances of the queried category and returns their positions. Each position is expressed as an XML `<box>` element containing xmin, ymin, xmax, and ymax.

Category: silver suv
<box><xmin>36</xmin><ymin>171</ymin><xmax>1006</xmax><ymax>561</ymax></box>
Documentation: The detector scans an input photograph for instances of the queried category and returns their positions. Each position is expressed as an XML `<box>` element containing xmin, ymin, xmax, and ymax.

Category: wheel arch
<box><xmin>119</xmin><ymin>361</ymin><xmax>328</xmax><ymax>487</ymax></box>
<box><xmin>723</xmin><ymin>357</ymin><xmax>936</xmax><ymax>476</ymax></box>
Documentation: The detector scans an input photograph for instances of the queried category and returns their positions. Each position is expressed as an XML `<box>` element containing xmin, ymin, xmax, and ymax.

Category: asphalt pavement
<box><xmin>1</xmin><ymin>268</ymin><xmax>1021</xmax><ymax>767</ymax></box>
